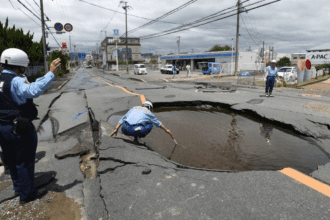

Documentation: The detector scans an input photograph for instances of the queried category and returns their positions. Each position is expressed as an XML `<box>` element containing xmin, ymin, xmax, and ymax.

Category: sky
<box><xmin>1</xmin><ymin>0</ymin><xmax>329</xmax><ymax>55</ymax></box>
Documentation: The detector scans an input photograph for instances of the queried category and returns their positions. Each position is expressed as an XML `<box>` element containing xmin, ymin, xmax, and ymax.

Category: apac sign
<box><xmin>306</xmin><ymin>52</ymin><xmax>330</xmax><ymax>65</ymax></box>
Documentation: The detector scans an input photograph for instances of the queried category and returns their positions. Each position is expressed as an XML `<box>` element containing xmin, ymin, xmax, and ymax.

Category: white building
<box><xmin>160</xmin><ymin>51</ymin><xmax>264</xmax><ymax>75</ymax></box>
<box><xmin>306</xmin><ymin>43</ymin><xmax>330</xmax><ymax>65</ymax></box>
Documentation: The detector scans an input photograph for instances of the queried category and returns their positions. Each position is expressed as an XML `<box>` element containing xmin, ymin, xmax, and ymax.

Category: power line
<box><xmin>31</xmin><ymin>0</ymin><xmax>50</xmax><ymax>21</ymax></box>
<box><xmin>78</xmin><ymin>0</ymin><xmax>181</xmax><ymax>25</ymax></box>
<box><xmin>102</xmin><ymin>3</ymin><xmax>121</xmax><ymax>32</ymax></box>
<box><xmin>18</xmin><ymin>8</ymin><xmax>41</xmax><ymax>27</ymax></box>
<box><xmin>8</xmin><ymin>0</ymin><xmax>18</xmax><ymax>10</ymax></box>
<box><xmin>121</xmin><ymin>0</ymin><xmax>199</xmax><ymax>37</ymax></box>
<box><xmin>139</xmin><ymin>0</ymin><xmax>280</xmax><ymax>40</ymax></box>
<box><xmin>17</xmin><ymin>0</ymin><xmax>41</xmax><ymax>22</ymax></box>
<box><xmin>240</xmin><ymin>14</ymin><xmax>261</xmax><ymax>47</ymax></box>
<box><xmin>24</xmin><ymin>0</ymin><xmax>39</xmax><ymax>16</ymax></box>
<box><xmin>139</xmin><ymin>0</ymin><xmax>265</xmax><ymax>40</ymax></box>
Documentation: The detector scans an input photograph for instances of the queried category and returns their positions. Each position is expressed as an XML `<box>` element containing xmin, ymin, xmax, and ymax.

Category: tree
<box><xmin>0</xmin><ymin>17</ymin><xmax>49</xmax><ymax>64</ymax></box>
<box><xmin>276</xmin><ymin>57</ymin><xmax>291</xmax><ymax>67</ymax></box>
<box><xmin>209</xmin><ymin>44</ymin><xmax>232</xmax><ymax>52</ymax></box>
<box><xmin>48</xmin><ymin>51</ymin><xmax>70</xmax><ymax>77</ymax></box>
<box><xmin>149</xmin><ymin>59</ymin><xmax>157</xmax><ymax>64</ymax></box>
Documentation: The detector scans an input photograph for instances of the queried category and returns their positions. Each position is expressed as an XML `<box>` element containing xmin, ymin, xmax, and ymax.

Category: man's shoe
<box><xmin>20</xmin><ymin>188</ymin><xmax>48</xmax><ymax>205</ymax></box>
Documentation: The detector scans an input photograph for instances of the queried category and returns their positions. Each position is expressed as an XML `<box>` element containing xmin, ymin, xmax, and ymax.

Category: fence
<box><xmin>237</xmin><ymin>70</ymin><xmax>265</xmax><ymax>85</ymax></box>
<box><xmin>23</xmin><ymin>63</ymin><xmax>45</xmax><ymax>77</ymax></box>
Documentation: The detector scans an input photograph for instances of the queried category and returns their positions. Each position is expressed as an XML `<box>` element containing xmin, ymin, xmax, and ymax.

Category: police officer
<box><xmin>264</xmin><ymin>60</ymin><xmax>278</xmax><ymax>97</ymax></box>
<box><xmin>0</xmin><ymin>48</ymin><xmax>61</xmax><ymax>205</ymax></box>
<box><xmin>110</xmin><ymin>101</ymin><xmax>173</xmax><ymax>143</ymax></box>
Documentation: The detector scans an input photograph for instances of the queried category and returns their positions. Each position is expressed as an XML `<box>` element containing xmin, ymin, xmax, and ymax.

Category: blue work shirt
<box><xmin>264</xmin><ymin>66</ymin><xmax>278</xmax><ymax>78</ymax></box>
<box><xmin>2</xmin><ymin>69</ymin><xmax>55</xmax><ymax>105</ymax></box>
<box><xmin>119</xmin><ymin>106</ymin><xmax>162</xmax><ymax>127</ymax></box>
<box><xmin>172</xmin><ymin>66</ymin><xmax>177</xmax><ymax>72</ymax></box>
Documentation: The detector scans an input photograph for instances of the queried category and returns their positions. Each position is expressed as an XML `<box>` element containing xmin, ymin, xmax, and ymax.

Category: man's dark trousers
<box><xmin>266</xmin><ymin>76</ymin><xmax>276</xmax><ymax>93</ymax></box>
<box><xmin>0</xmin><ymin>121</ymin><xmax>38</xmax><ymax>202</ymax></box>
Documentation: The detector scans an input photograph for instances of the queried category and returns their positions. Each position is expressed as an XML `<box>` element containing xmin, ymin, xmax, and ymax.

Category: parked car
<box><xmin>86</xmin><ymin>65</ymin><xmax>92</xmax><ymax>69</ymax></box>
<box><xmin>277</xmin><ymin>67</ymin><xmax>297</xmax><ymax>82</ymax></box>
<box><xmin>199</xmin><ymin>62</ymin><xmax>221</xmax><ymax>75</ymax></box>
<box><xmin>134</xmin><ymin>64</ymin><xmax>147</xmax><ymax>75</ymax></box>
<box><xmin>160</xmin><ymin>65</ymin><xmax>180</xmax><ymax>74</ymax></box>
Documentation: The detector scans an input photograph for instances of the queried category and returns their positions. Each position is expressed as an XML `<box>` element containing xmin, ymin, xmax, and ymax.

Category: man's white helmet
<box><xmin>142</xmin><ymin>101</ymin><xmax>153</xmax><ymax>112</ymax></box>
<box><xmin>271</xmin><ymin>60</ymin><xmax>277</xmax><ymax>63</ymax></box>
<box><xmin>0</xmin><ymin>48</ymin><xmax>29</xmax><ymax>67</ymax></box>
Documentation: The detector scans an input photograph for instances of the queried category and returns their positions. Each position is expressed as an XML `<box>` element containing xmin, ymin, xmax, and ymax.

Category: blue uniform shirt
<box><xmin>119</xmin><ymin>106</ymin><xmax>162</xmax><ymax>127</ymax></box>
<box><xmin>2</xmin><ymin>69</ymin><xmax>55</xmax><ymax>105</ymax></box>
<box><xmin>264</xmin><ymin>66</ymin><xmax>278</xmax><ymax>78</ymax></box>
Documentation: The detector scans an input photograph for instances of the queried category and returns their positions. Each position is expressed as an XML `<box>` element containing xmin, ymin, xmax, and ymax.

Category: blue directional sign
<box><xmin>69</xmin><ymin>52</ymin><xmax>74</xmax><ymax>59</ymax></box>
<box><xmin>114</xmin><ymin>29</ymin><xmax>119</xmax><ymax>35</ymax></box>
<box><xmin>78</xmin><ymin>53</ymin><xmax>86</xmax><ymax>59</ymax></box>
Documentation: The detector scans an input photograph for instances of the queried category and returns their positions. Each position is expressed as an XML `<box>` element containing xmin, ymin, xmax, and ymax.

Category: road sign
<box><xmin>78</xmin><ymin>53</ymin><xmax>82</xmax><ymax>59</ymax></box>
<box><xmin>64</xmin><ymin>23</ymin><xmax>73</xmax><ymax>32</ymax></box>
<box><xmin>305</xmin><ymin>59</ymin><xmax>312</xmax><ymax>70</ymax></box>
<box><xmin>114</xmin><ymin>29</ymin><xmax>119</xmax><ymax>35</ymax></box>
<box><xmin>62</xmin><ymin>42</ymin><xmax>67</xmax><ymax>47</ymax></box>
<box><xmin>54</xmin><ymin>22</ymin><xmax>63</xmax><ymax>31</ymax></box>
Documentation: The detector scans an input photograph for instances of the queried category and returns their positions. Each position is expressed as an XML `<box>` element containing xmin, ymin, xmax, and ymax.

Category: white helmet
<box><xmin>0</xmin><ymin>48</ymin><xmax>29</xmax><ymax>67</ymax></box>
<box><xmin>271</xmin><ymin>60</ymin><xmax>277</xmax><ymax>63</ymax></box>
<box><xmin>142</xmin><ymin>101</ymin><xmax>153</xmax><ymax>112</ymax></box>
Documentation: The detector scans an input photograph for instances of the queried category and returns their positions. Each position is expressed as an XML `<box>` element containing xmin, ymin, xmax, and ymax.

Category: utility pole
<box><xmin>69</xmin><ymin>35</ymin><xmax>72</xmax><ymax>53</ymax></box>
<box><xmin>40</xmin><ymin>0</ymin><xmax>48</xmax><ymax>73</ymax></box>
<box><xmin>234</xmin><ymin>0</ymin><xmax>240</xmax><ymax>75</ymax></box>
<box><xmin>105</xmin><ymin>31</ymin><xmax>107</xmax><ymax>38</ymax></box>
<box><xmin>121</xmin><ymin>1</ymin><xmax>131</xmax><ymax>74</ymax></box>
<box><xmin>272</xmin><ymin>46</ymin><xmax>274</xmax><ymax>60</ymax></box>
<box><xmin>268</xmin><ymin>45</ymin><xmax>271</xmax><ymax>64</ymax></box>
<box><xmin>262</xmin><ymin>41</ymin><xmax>265</xmax><ymax>63</ymax></box>
<box><xmin>177</xmin><ymin>37</ymin><xmax>181</xmax><ymax>54</ymax></box>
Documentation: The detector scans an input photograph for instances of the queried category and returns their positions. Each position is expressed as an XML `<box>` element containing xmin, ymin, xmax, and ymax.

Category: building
<box><xmin>291</xmin><ymin>53</ymin><xmax>306</xmax><ymax>66</ymax></box>
<box><xmin>99</xmin><ymin>37</ymin><xmax>143</xmax><ymax>70</ymax></box>
<box><xmin>141</xmin><ymin>54</ymin><xmax>162</xmax><ymax>64</ymax></box>
<box><xmin>275</xmin><ymin>53</ymin><xmax>290</xmax><ymax>61</ymax></box>
<box><xmin>160</xmin><ymin>51</ymin><xmax>264</xmax><ymax>74</ymax></box>
<box><xmin>306</xmin><ymin>43</ymin><xmax>330</xmax><ymax>65</ymax></box>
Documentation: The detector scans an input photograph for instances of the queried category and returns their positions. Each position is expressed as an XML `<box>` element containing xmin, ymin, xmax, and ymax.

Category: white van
<box><xmin>277</xmin><ymin>67</ymin><xmax>297</xmax><ymax>82</ymax></box>
<box><xmin>134</xmin><ymin>64</ymin><xmax>147</xmax><ymax>75</ymax></box>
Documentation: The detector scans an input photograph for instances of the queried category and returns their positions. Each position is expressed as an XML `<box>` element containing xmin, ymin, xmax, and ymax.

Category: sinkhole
<box><xmin>109</xmin><ymin>104</ymin><xmax>329</xmax><ymax>175</ymax></box>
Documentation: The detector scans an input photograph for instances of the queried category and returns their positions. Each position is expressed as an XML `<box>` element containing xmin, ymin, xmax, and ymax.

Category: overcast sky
<box><xmin>1</xmin><ymin>0</ymin><xmax>328</xmax><ymax>55</ymax></box>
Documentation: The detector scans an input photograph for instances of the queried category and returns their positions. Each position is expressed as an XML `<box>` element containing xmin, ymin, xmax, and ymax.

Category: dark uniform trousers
<box><xmin>0</xmin><ymin>72</ymin><xmax>39</xmax><ymax>202</ymax></box>
<box><xmin>0</xmin><ymin>122</ymin><xmax>38</xmax><ymax>201</ymax></box>
<box><xmin>266</xmin><ymin>76</ymin><xmax>276</xmax><ymax>93</ymax></box>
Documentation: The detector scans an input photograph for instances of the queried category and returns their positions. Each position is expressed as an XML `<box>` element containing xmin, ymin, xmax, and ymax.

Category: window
<box><xmin>135</xmin><ymin>55</ymin><xmax>139</xmax><ymax>59</ymax></box>
<box><xmin>293</xmin><ymin>57</ymin><xmax>297</xmax><ymax>59</ymax></box>
<box><xmin>135</xmin><ymin>47</ymin><xmax>139</xmax><ymax>52</ymax></box>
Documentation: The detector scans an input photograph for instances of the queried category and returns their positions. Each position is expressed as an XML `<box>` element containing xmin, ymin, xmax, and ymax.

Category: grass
<box><xmin>289</xmin><ymin>75</ymin><xmax>330</xmax><ymax>87</ymax></box>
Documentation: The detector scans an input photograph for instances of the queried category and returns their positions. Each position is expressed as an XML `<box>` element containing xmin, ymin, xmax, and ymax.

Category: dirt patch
<box><xmin>0</xmin><ymin>191</ymin><xmax>81</xmax><ymax>220</ymax></box>
<box><xmin>303</xmin><ymin>102</ymin><xmax>330</xmax><ymax>115</ymax></box>
<box><xmin>0</xmin><ymin>181</ymin><xmax>12</xmax><ymax>192</ymax></box>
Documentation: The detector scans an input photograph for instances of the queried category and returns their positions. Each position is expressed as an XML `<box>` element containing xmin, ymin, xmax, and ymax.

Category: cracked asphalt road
<box><xmin>1</xmin><ymin>67</ymin><xmax>330</xmax><ymax>220</ymax></box>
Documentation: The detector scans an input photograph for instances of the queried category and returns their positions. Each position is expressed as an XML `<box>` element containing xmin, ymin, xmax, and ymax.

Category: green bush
<box><xmin>128</xmin><ymin>60</ymin><xmax>133</xmax><ymax>64</ymax></box>
<box><xmin>118</xmin><ymin>60</ymin><xmax>126</xmax><ymax>65</ymax></box>
<box><xmin>149</xmin><ymin>59</ymin><xmax>157</xmax><ymax>64</ymax></box>
<box><xmin>315</xmin><ymin>63</ymin><xmax>330</xmax><ymax>71</ymax></box>
<box><xmin>57</xmin><ymin>69</ymin><xmax>65</xmax><ymax>77</ymax></box>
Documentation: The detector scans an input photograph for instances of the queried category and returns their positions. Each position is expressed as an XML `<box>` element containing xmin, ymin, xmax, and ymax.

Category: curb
<box><xmin>129</xmin><ymin>77</ymin><xmax>147</xmax><ymax>83</ymax></box>
<box><xmin>57</xmin><ymin>78</ymin><xmax>71</xmax><ymax>90</ymax></box>
<box><xmin>295</xmin><ymin>76</ymin><xmax>330</xmax><ymax>88</ymax></box>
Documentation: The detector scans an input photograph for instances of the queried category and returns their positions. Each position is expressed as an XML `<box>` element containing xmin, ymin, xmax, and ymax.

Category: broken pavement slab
<box><xmin>55</xmin><ymin>142</ymin><xmax>90</xmax><ymax>159</ymax></box>
<box><xmin>49</xmin><ymin>91</ymin><xmax>89</xmax><ymax>135</ymax></box>
<box><xmin>311</xmin><ymin>162</ymin><xmax>330</xmax><ymax>185</ymax></box>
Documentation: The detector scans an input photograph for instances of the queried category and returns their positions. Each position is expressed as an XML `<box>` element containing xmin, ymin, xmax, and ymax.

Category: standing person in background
<box><xmin>0</xmin><ymin>48</ymin><xmax>61</xmax><ymax>205</ymax></box>
<box><xmin>264</xmin><ymin>60</ymin><xmax>278</xmax><ymax>97</ymax></box>
<box><xmin>186</xmin><ymin>64</ymin><xmax>191</xmax><ymax>77</ymax></box>
<box><xmin>172</xmin><ymin>65</ymin><xmax>177</xmax><ymax>78</ymax></box>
